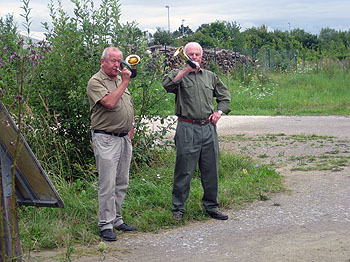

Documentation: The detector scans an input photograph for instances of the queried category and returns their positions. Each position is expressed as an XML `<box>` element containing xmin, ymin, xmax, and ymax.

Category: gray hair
<box><xmin>101</xmin><ymin>46</ymin><xmax>121</xmax><ymax>60</ymax></box>
<box><xmin>184</xmin><ymin>42</ymin><xmax>203</xmax><ymax>56</ymax></box>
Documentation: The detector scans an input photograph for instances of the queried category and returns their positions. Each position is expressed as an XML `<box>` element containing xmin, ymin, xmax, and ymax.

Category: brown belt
<box><xmin>178</xmin><ymin>117</ymin><xmax>210</xmax><ymax>125</ymax></box>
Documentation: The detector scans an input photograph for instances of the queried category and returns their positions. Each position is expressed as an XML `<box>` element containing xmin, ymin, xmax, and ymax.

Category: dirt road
<box><xmin>33</xmin><ymin>116</ymin><xmax>350</xmax><ymax>262</ymax></box>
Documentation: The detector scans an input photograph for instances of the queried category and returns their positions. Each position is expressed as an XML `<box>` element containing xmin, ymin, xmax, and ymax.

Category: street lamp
<box><xmin>165</xmin><ymin>5</ymin><xmax>170</xmax><ymax>32</ymax></box>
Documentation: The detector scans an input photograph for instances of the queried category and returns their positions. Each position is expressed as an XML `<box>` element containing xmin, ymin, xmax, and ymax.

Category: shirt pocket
<box><xmin>203</xmin><ymin>84</ymin><xmax>215</xmax><ymax>106</ymax></box>
<box><xmin>181</xmin><ymin>84</ymin><xmax>195</xmax><ymax>100</ymax></box>
<box><xmin>203</xmin><ymin>83</ymin><xmax>214</xmax><ymax>96</ymax></box>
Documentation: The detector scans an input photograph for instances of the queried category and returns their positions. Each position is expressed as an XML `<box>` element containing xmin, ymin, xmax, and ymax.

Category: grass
<box><xmin>19</xmin><ymin>149</ymin><xmax>283</xmax><ymax>252</ymax></box>
<box><xmin>225</xmin><ymin>63</ymin><xmax>350</xmax><ymax>115</ymax></box>
<box><xmin>290</xmin><ymin>154</ymin><xmax>350</xmax><ymax>172</ymax></box>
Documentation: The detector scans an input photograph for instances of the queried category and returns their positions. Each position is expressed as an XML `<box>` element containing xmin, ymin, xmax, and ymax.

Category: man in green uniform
<box><xmin>162</xmin><ymin>42</ymin><xmax>231</xmax><ymax>221</ymax></box>
<box><xmin>87</xmin><ymin>46</ymin><xmax>137</xmax><ymax>242</ymax></box>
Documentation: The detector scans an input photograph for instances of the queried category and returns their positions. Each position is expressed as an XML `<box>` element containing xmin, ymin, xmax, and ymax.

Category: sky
<box><xmin>1</xmin><ymin>0</ymin><xmax>350</xmax><ymax>40</ymax></box>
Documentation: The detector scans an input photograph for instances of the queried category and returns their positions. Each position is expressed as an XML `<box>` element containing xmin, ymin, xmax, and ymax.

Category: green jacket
<box><xmin>162</xmin><ymin>68</ymin><xmax>231</xmax><ymax>120</ymax></box>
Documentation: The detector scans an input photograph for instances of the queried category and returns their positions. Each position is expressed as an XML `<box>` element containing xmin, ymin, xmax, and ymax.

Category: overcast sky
<box><xmin>1</xmin><ymin>0</ymin><xmax>350</xmax><ymax>39</ymax></box>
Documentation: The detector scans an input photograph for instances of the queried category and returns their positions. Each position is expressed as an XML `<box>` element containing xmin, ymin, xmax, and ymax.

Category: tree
<box><xmin>291</xmin><ymin>28</ymin><xmax>319</xmax><ymax>51</ymax></box>
<box><xmin>172</xmin><ymin>25</ymin><xmax>193</xmax><ymax>38</ymax></box>
<box><xmin>242</xmin><ymin>25</ymin><xmax>275</xmax><ymax>49</ymax></box>
<box><xmin>153</xmin><ymin>27</ymin><xmax>175</xmax><ymax>45</ymax></box>
<box><xmin>183</xmin><ymin>20</ymin><xmax>242</xmax><ymax>49</ymax></box>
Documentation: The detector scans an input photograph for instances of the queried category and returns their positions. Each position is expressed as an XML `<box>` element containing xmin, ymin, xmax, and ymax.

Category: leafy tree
<box><xmin>242</xmin><ymin>25</ymin><xmax>275</xmax><ymax>49</ymax></box>
<box><xmin>184</xmin><ymin>30</ymin><xmax>217</xmax><ymax>48</ymax></box>
<box><xmin>291</xmin><ymin>28</ymin><xmax>319</xmax><ymax>51</ymax></box>
<box><xmin>153</xmin><ymin>27</ymin><xmax>175</xmax><ymax>45</ymax></box>
<box><xmin>173</xmin><ymin>25</ymin><xmax>193</xmax><ymax>38</ymax></box>
<box><xmin>339</xmin><ymin>30</ymin><xmax>350</xmax><ymax>49</ymax></box>
<box><xmin>319</xmin><ymin>28</ymin><xmax>341</xmax><ymax>51</ymax></box>
<box><xmin>186</xmin><ymin>21</ymin><xmax>242</xmax><ymax>49</ymax></box>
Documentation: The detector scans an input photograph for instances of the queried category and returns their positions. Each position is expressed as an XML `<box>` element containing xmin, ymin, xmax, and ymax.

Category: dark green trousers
<box><xmin>172</xmin><ymin>120</ymin><xmax>219</xmax><ymax>214</ymax></box>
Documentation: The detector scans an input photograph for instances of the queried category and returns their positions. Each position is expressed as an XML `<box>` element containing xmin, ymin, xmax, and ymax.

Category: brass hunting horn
<box><xmin>173</xmin><ymin>46</ymin><xmax>196</xmax><ymax>69</ymax></box>
<box><xmin>121</xmin><ymin>54</ymin><xmax>140</xmax><ymax>78</ymax></box>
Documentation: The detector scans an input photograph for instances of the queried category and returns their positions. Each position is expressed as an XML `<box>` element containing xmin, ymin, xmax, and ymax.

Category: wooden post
<box><xmin>0</xmin><ymin>163</ymin><xmax>22</xmax><ymax>261</ymax></box>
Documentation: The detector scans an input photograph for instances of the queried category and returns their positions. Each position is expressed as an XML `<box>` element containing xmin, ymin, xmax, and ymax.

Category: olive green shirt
<box><xmin>87</xmin><ymin>69</ymin><xmax>134</xmax><ymax>133</ymax></box>
<box><xmin>162</xmin><ymin>68</ymin><xmax>231</xmax><ymax>120</ymax></box>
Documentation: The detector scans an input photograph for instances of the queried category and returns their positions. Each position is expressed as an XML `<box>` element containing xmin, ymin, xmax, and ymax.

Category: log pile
<box><xmin>147</xmin><ymin>45</ymin><xmax>256</xmax><ymax>72</ymax></box>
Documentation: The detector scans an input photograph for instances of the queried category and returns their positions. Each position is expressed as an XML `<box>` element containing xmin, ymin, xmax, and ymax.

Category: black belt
<box><xmin>178</xmin><ymin>117</ymin><xmax>210</xmax><ymax>125</ymax></box>
<box><xmin>93</xmin><ymin>130</ymin><xmax>128</xmax><ymax>137</ymax></box>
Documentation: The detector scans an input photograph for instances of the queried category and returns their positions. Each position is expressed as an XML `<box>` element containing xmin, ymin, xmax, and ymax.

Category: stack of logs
<box><xmin>147</xmin><ymin>45</ymin><xmax>256</xmax><ymax>72</ymax></box>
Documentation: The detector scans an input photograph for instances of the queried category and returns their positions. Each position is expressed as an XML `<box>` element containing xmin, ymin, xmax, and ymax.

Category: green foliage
<box><xmin>0</xmin><ymin>15</ymin><xmax>19</xmax><ymax>105</ymax></box>
<box><xmin>175</xmin><ymin>20</ymin><xmax>350</xmax><ymax>62</ymax></box>
<box><xmin>153</xmin><ymin>27</ymin><xmax>175</xmax><ymax>45</ymax></box>
<box><xmin>228</xmin><ymin>60</ymin><xmax>350</xmax><ymax>115</ymax></box>
<box><xmin>29</xmin><ymin>0</ymin><xmax>134</xmax><ymax>179</ymax></box>
<box><xmin>172</xmin><ymin>25</ymin><xmax>193</xmax><ymax>39</ymax></box>
<box><xmin>19</xmin><ymin>149</ymin><xmax>282</xmax><ymax>249</ymax></box>
<box><xmin>126</xmin><ymin>48</ymin><xmax>176</xmax><ymax>171</ymax></box>
<box><xmin>0</xmin><ymin>0</ymin><xmax>176</xmax><ymax>183</ymax></box>
<box><xmin>1</xmin><ymin>0</ymin><xmax>169</xmax><ymax>180</ymax></box>
<box><xmin>291</xmin><ymin>28</ymin><xmax>319</xmax><ymax>51</ymax></box>
<box><xmin>183</xmin><ymin>21</ymin><xmax>242</xmax><ymax>49</ymax></box>
<box><xmin>19</xmin><ymin>176</ymin><xmax>99</xmax><ymax>250</ymax></box>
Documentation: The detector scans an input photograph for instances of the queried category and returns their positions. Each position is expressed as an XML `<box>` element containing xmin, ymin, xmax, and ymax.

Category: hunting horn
<box><xmin>121</xmin><ymin>54</ymin><xmax>141</xmax><ymax>78</ymax></box>
<box><xmin>173</xmin><ymin>46</ymin><xmax>197</xmax><ymax>69</ymax></box>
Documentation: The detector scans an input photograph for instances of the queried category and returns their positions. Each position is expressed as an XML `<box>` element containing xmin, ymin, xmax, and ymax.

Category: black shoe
<box><xmin>100</xmin><ymin>229</ymin><xmax>117</xmax><ymax>241</ymax></box>
<box><xmin>206</xmin><ymin>210</ymin><xmax>228</xmax><ymax>220</ymax></box>
<box><xmin>173</xmin><ymin>212</ymin><xmax>183</xmax><ymax>221</ymax></box>
<box><xmin>116</xmin><ymin>223</ymin><xmax>137</xmax><ymax>232</ymax></box>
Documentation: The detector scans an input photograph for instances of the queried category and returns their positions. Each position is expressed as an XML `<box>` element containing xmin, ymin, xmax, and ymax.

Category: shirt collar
<box><xmin>99</xmin><ymin>69</ymin><xmax>121</xmax><ymax>82</ymax></box>
<box><xmin>188</xmin><ymin>68</ymin><xmax>203</xmax><ymax>75</ymax></box>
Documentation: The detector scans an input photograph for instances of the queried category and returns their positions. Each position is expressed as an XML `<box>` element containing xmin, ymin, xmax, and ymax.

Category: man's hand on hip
<box><xmin>209</xmin><ymin>111</ymin><xmax>222</xmax><ymax>125</ymax></box>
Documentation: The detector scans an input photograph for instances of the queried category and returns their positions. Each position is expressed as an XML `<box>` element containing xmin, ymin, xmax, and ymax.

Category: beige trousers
<box><xmin>92</xmin><ymin>132</ymin><xmax>132</xmax><ymax>231</ymax></box>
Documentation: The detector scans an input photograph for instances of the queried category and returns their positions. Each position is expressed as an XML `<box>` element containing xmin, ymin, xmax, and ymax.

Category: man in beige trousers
<box><xmin>87</xmin><ymin>46</ymin><xmax>137</xmax><ymax>241</ymax></box>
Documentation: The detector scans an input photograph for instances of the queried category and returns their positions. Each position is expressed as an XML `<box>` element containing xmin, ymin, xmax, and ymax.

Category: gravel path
<box><xmin>32</xmin><ymin>116</ymin><xmax>350</xmax><ymax>262</ymax></box>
